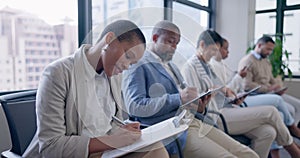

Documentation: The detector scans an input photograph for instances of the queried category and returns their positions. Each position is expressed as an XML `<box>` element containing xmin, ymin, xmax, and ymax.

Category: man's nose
<box><xmin>172</xmin><ymin>43</ymin><xmax>177</xmax><ymax>49</ymax></box>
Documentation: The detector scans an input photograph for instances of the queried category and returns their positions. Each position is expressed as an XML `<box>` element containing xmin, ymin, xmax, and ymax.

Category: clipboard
<box><xmin>228</xmin><ymin>86</ymin><xmax>261</xmax><ymax>104</ymax></box>
<box><xmin>180</xmin><ymin>86</ymin><xmax>224</xmax><ymax>108</ymax></box>
<box><xmin>271</xmin><ymin>86</ymin><xmax>288</xmax><ymax>94</ymax></box>
<box><xmin>102</xmin><ymin>117</ymin><xmax>188</xmax><ymax>158</ymax></box>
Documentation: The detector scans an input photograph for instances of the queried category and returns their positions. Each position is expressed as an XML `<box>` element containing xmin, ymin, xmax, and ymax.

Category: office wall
<box><xmin>215</xmin><ymin>0</ymin><xmax>300</xmax><ymax>100</ymax></box>
<box><xmin>215</xmin><ymin>0</ymin><xmax>256</xmax><ymax>71</ymax></box>
<box><xmin>284</xmin><ymin>79</ymin><xmax>300</xmax><ymax>98</ymax></box>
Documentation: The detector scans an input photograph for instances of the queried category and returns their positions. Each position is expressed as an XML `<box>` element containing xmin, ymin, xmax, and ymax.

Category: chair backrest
<box><xmin>0</xmin><ymin>90</ymin><xmax>37</xmax><ymax>156</ymax></box>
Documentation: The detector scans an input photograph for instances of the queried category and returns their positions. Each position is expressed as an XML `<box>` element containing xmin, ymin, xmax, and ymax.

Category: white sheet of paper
<box><xmin>102</xmin><ymin>117</ymin><xmax>188</xmax><ymax>158</ymax></box>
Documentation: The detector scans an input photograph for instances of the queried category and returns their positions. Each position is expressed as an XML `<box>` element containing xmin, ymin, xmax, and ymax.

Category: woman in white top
<box><xmin>209</xmin><ymin>38</ymin><xmax>300</xmax><ymax>158</ymax></box>
<box><xmin>23</xmin><ymin>20</ymin><xmax>168</xmax><ymax>158</ymax></box>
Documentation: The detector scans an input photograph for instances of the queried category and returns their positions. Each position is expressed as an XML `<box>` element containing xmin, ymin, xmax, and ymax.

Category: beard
<box><xmin>261</xmin><ymin>54</ymin><xmax>268</xmax><ymax>59</ymax></box>
<box><xmin>159</xmin><ymin>51</ymin><xmax>174</xmax><ymax>62</ymax></box>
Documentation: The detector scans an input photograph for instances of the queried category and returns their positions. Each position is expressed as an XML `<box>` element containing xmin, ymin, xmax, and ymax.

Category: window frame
<box><xmin>256</xmin><ymin>0</ymin><xmax>300</xmax><ymax>78</ymax></box>
<box><xmin>77</xmin><ymin>0</ymin><xmax>215</xmax><ymax>45</ymax></box>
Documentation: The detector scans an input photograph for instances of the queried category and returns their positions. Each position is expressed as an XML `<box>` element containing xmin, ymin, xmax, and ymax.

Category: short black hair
<box><xmin>196</xmin><ymin>29</ymin><xmax>223</xmax><ymax>48</ymax></box>
<box><xmin>256</xmin><ymin>35</ymin><xmax>275</xmax><ymax>45</ymax></box>
<box><xmin>98</xmin><ymin>20</ymin><xmax>146</xmax><ymax>47</ymax></box>
<box><xmin>152</xmin><ymin>20</ymin><xmax>180</xmax><ymax>36</ymax></box>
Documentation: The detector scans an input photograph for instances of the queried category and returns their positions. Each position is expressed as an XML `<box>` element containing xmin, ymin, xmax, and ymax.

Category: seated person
<box><xmin>23</xmin><ymin>20</ymin><xmax>168</xmax><ymax>158</ymax></box>
<box><xmin>122</xmin><ymin>20</ymin><xmax>258</xmax><ymax>158</ymax></box>
<box><xmin>238</xmin><ymin>35</ymin><xmax>300</xmax><ymax>121</ymax></box>
<box><xmin>209</xmin><ymin>38</ymin><xmax>300</xmax><ymax>158</ymax></box>
<box><xmin>181</xmin><ymin>29</ymin><xmax>300</xmax><ymax>158</ymax></box>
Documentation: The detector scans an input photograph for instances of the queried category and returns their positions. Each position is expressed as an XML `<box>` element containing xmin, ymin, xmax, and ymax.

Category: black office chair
<box><xmin>195</xmin><ymin>110</ymin><xmax>251</xmax><ymax>146</ymax></box>
<box><xmin>0</xmin><ymin>90</ymin><xmax>37</xmax><ymax>158</ymax></box>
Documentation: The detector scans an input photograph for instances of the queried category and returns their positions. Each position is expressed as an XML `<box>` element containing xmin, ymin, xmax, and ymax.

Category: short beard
<box><xmin>261</xmin><ymin>54</ymin><xmax>268</xmax><ymax>59</ymax></box>
<box><xmin>158</xmin><ymin>53</ymin><xmax>173</xmax><ymax>62</ymax></box>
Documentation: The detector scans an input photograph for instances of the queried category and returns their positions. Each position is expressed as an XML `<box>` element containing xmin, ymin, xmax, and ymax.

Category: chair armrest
<box><xmin>206</xmin><ymin>110</ymin><xmax>229</xmax><ymax>134</ymax></box>
<box><xmin>193</xmin><ymin>109</ymin><xmax>235</xmax><ymax>135</ymax></box>
<box><xmin>1</xmin><ymin>150</ymin><xmax>22</xmax><ymax>158</ymax></box>
<box><xmin>196</xmin><ymin>110</ymin><xmax>251</xmax><ymax>146</ymax></box>
<box><xmin>240</xmin><ymin>101</ymin><xmax>248</xmax><ymax>107</ymax></box>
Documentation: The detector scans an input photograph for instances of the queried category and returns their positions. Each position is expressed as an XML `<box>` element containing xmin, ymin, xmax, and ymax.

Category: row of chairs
<box><xmin>0</xmin><ymin>90</ymin><xmax>250</xmax><ymax>158</ymax></box>
<box><xmin>1</xmin><ymin>90</ymin><xmax>37</xmax><ymax>158</ymax></box>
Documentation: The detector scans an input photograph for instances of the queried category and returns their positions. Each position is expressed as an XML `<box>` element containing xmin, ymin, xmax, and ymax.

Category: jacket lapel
<box><xmin>144</xmin><ymin>51</ymin><xmax>178</xmax><ymax>88</ymax></box>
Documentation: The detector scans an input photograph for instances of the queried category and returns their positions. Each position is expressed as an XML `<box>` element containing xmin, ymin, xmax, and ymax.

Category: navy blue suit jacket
<box><xmin>122</xmin><ymin>50</ymin><xmax>187</xmax><ymax>154</ymax></box>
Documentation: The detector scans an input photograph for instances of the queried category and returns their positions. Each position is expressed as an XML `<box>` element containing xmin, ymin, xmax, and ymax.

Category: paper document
<box><xmin>102</xmin><ymin>117</ymin><xmax>188</xmax><ymax>158</ymax></box>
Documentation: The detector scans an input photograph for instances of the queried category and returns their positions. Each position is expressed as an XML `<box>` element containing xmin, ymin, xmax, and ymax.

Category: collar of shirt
<box><xmin>251</xmin><ymin>50</ymin><xmax>262</xmax><ymax>60</ymax></box>
<box><xmin>82</xmin><ymin>46</ymin><xmax>98</xmax><ymax>80</ymax></box>
<box><xmin>79</xmin><ymin>46</ymin><xmax>115</xmax><ymax>137</ymax></box>
<box><xmin>148</xmin><ymin>50</ymin><xmax>183</xmax><ymax>91</ymax></box>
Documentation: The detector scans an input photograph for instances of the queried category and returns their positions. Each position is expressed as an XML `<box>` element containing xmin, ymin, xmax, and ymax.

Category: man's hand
<box><xmin>231</xmin><ymin>96</ymin><xmax>246</xmax><ymax>105</ymax></box>
<box><xmin>274</xmin><ymin>86</ymin><xmax>288</xmax><ymax>95</ymax></box>
<box><xmin>268</xmin><ymin>84</ymin><xmax>281</xmax><ymax>92</ymax></box>
<box><xmin>239</xmin><ymin>66</ymin><xmax>248</xmax><ymax>78</ymax></box>
<box><xmin>180</xmin><ymin>87</ymin><xmax>198</xmax><ymax>104</ymax></box>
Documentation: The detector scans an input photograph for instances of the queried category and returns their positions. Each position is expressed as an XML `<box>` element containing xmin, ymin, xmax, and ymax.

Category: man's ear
<box><xmin>152</xmin><ymin>34</ymin><xmax>159</xmax><ymax>42</ymax></box>
<box><xmin>105</xmin><ymin>32</ymin><xmax>115</xmax><ymax>44</ymax></box>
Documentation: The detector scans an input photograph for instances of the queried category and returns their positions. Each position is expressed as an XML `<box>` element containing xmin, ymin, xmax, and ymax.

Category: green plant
<box><xmin>269</xmin><ymin>36</ymin><xmax>292</xmax><ymax>80</ymax></box>
<box><xmin>246</xmin><ymin>34</ymin><xmax>292</xmax><ymax>80</ymax></box>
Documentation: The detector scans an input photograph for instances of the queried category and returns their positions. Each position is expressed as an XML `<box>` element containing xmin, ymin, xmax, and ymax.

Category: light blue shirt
<box><xmin>251</xmin><ymin>50</ymin><xmax>261</xmax><ymax>60</ymax></box>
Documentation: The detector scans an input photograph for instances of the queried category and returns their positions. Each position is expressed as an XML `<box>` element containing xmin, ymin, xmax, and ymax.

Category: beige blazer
<box><xmin>24</xmin><ymin>45</ymin><xmax>94</xmax><ymax>158</ymax></box>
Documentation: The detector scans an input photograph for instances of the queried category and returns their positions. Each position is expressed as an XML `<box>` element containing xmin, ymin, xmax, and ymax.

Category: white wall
<box><xmin>215</xmin><ymin>0</ymin><xmax>256</xmax><ymax>70</ymax></box>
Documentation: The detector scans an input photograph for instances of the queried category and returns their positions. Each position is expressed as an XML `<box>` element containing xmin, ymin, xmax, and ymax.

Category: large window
<box><xmin>0</xmin><ymin>0</ymin><xmax>214</xmax><ymax>91</ymax></box>
<box><xmin>283</xmin><ymin>10</ymin><xmax>300</xmax><ymax>73</ymax></box>
<box><xmin>91</xmin><ymin>0</ymin><xmax>164</xmax><ymax>44</ymax></box>
<box><xmin>255</xmin><ymin>12</ymin><xmax>276</xmax><ymax>40</ymax></box>
<box><xmin>86</xmin><ymin>0</ymin><xmax>213</xmax><ymax>68</ymax></box>
<box><xmin>172</xmin><ymin>1</ymin><xmax>211</xmax><ymax>67</ymax></box>
<box><xmin>256</xmin><ymin>0</ymin><xmax>276</xmax><ymax>10</ymax></box>
<box><xmin>0</xmin><ymin>0</ymin><xmax>78</xmax><ymax>91</ymax></box>
<box><xmin>255</xmin><ymin>0</ymin><xmax>300</xmax><ymax>76</ymax></box>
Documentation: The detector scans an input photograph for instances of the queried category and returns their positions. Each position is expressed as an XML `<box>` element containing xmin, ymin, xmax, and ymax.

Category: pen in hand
<box><xmin>112</xmin><ymin>115</ymin><xmax>127</xmax><ymax>126</ymax></box>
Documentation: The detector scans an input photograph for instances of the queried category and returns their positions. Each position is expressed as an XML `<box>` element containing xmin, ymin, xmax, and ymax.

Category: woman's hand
<box><xmin>197</xmin><ymin>95</ymin><xmax>211</xmax><ymax>113</ymax></box>
<box><xmin>97</xmin><ymin>122</ymin><xmax>141</xmax><ymax>149</ymax></box>
<box><xmin>223</xmin><ymin>87</ymin><xmax>236</xmax><ymax>98</ymax></box>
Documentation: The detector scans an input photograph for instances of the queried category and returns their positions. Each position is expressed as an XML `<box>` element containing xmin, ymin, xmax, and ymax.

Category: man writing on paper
<box><xmin>122</xmin><ymin>20</ymin><xmax>258</xmax><ymax>158</ymax></box>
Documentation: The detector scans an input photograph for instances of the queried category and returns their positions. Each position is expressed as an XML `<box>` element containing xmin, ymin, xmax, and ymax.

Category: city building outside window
<box><xmin>0</xmin><ymin>0</ymin><xmax>78</xmax><ymax>91</ymax></box>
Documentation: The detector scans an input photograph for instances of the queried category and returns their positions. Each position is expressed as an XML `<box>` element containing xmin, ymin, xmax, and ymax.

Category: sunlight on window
<box><xmin>0</xmin><ymin>0</ymin><xmax>78</xmax><ymax>91</ymax></box>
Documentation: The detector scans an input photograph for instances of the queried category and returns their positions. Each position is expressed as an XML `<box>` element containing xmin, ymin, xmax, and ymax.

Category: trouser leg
<box><xmin>245</xmin><ymin>94</ymin><xmax>295</xmax><ymax>125</ymax></box>
<box><xmin>244</xmin><ymin>124</ymin><xmax>276</xmax><ymax>158</ymax></box>
<box><xmin>220</xmin><ymin>106</ymin><xmax>293</xmax><ymax>146</ymax></box>
<box><xmin>184</xmin><ymin>119</ymin><xmax>258</xmax><ymax>158</ymax></box>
